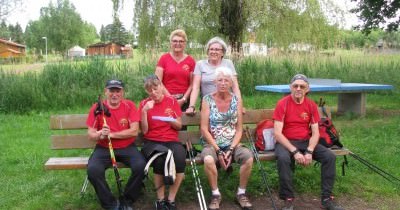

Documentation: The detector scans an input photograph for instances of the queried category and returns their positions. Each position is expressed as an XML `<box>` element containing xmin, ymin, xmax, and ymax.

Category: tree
<box><xmin>0</xmin><ymin>0</ymin><xmax>23</xmax><ymax>21</ymax></box>
<box><xmin>24</xmin><ymin>0</ymin><xmax>98</xmax><ymax>54</ymax></box>
<box><xmin>351</xmin><ymin>0</ymin><xmax>400</xmax><ymax>34</ymax></box>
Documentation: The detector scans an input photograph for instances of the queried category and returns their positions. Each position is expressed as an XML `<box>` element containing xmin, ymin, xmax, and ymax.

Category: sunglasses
<box><xmin>292</xmin><ymin>84</ymin><xmax>307</xmax><ymax>90</ymax></box>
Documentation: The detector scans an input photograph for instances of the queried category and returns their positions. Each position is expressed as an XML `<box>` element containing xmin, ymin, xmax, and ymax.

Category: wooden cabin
<box><xmin>0</xmin><ymin>38</ymin><xmax>26</xmax><ymax>58</ymax></box>
<box><xmin>86</xmin><ymin>42</ymin><xmax>124</xmax><ymax>56</ymax></box>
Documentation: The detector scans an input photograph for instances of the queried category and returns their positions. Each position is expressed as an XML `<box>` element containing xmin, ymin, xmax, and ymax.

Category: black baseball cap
<box><xmin>105</xmin><ymin>79</ymin><xmax>124</xmax><ymax>89</ymax></box>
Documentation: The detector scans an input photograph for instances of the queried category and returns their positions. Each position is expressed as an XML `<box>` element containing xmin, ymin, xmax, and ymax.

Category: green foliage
<box><xmin>24</xmin><ymin>0</ymin><xmax>98</xmax><ymax>53</ymax></box>
<box><xmin>99</xmin><ymin>18</ymin><xmax>133</xmax><ymax>45</ymax></box>
<box><xmin>351</xmin><ymin>0</ymin><xmax>400</xmax><ymax>33</ymax></box>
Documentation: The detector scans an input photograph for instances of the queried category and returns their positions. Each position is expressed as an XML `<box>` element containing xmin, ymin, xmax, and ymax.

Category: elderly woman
<box><xmin>200</xmin><ymin>67</ymin><xmax>253</xmax><ymax>210</ymax></box>
<box><xmin>139</xmin><ymin>75</ymin><xmax>186</xmax><ymax>210</ymax></box>
<box><xmin>185</xmin><ymin>37</ymin><xmax>242</xmax><ymax>115</ymax></box>
<box><xmin>155</xmin><ymin>29</ymin><xmax>196</xmax><ymax>111</ymax></box>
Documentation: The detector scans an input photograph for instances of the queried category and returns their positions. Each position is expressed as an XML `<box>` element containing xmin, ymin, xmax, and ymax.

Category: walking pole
<box><xmin>98</xmin><ymin>95</ymin><xmax>129</xmax><ymax>209</ymax></box>
<box><xmin>245</xmin><ymin>127</ymin><xmax>278</xmax><ymax>210</ymax></box>
<box><xmin>349</xmin><ymin>151</ymin><xmax>400</xmax><ymax>186</ymax></box>
<box><xmin>80</xmin><ymin>176</ymin><xmax>89</xmax><ymax>197</ymax></box>
<box><xmin>185</xmin><ymin>139</ymin><xmax>207</xmax><ymax>210</ymax></box>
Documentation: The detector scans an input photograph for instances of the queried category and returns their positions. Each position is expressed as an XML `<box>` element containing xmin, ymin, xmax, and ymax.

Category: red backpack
<box><xmin>255</xmin><ymin>119</ymin><xmax>276</xmax><ymax>151</ymax></box>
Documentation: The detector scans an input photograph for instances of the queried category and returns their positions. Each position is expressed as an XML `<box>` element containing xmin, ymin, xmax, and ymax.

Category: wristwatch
<box><xmin>305</xmin><ymin>149</ymin><xmax>313</xmax><ymax>155</ymax></box>
<box><xmin>290</xmin><ymin>149</ymin><xmax>300</xmax><ymax>156</ymax></box>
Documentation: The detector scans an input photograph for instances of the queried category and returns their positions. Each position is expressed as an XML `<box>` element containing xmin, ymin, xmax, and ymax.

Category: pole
<box><xmin>42</xmin><ymin>37</ymin><xmax>47</xmax><ymax>63</ymax></box>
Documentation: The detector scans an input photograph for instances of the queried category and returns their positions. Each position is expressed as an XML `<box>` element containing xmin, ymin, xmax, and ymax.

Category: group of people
<box><xmin>85</xmin><ymin>29</ymin><xmax>344</xmax><ymax>210</ymax></box>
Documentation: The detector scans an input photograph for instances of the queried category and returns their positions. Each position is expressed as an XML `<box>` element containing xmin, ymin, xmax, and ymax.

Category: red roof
<box><xmin>0</xmin><ymin>38</ymin><xmax>26</xmax><ymax>48</ymax></box>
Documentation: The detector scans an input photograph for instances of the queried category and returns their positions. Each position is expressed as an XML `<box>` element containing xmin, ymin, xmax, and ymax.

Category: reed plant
<box><xmin>1</xmin><ymin>51</ymin><xmax>399</xmax><ymax>114</ymax></box>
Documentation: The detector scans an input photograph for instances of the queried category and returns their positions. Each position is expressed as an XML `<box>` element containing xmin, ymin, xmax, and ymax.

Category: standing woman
<box><xmin>139</xmin><ymin>75</ymin><xmax>186</xmax><ymax>210</ymax></box>
<box><xmin>155</xmin><ymin>29</ymin><xmax>196</xmax><ymax>111</ymax></box>
<box><xmin>185</xmin><ymin>37</ymin><xmax>242</xmax><ymax>115</ymax></box>
<box><xmin>200</xmin><ymin>67</ymin><xmax>253</xmax><ymax>210</ymax></box>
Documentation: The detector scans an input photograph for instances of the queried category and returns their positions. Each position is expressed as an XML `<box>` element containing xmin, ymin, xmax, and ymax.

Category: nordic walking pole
<box><xmin>80</xmin><ymin>176</ymin><xmax>89</xmax><ymax>197</ymax></box>
<box><xmin>98</xmin><ymin>95</ymin><xmax>127</xmax><ymax>209</ymax></box>
<box><xmin>245</xmin><ymin>127</ymin><xmax>278</xmax><ymax>210</ymax></box>
<box><xmin>185</xmin><ymin>139</ymin><xmax>207</xmax><ymax>210</ymax></box>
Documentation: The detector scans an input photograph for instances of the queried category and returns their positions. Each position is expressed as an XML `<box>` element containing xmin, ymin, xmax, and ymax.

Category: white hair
<box><xmin>214</xmin><ymin>66</ymin><xmax>234</xmax><ymax>81</ymax></box>
<box><xmin>206</xmin><ymin>37</ymin><xmax>228</xmax><ymax>54</ymax></box>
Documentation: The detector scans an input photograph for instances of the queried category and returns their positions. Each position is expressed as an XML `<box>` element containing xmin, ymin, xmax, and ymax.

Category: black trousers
<box><xmin>275</xmin><ymin>140</ymin><xmax>336</xmax><ymax>201</ymax></box>
<box><xmin>87</xmin><ymin>143</ymin><xmax>146</xmax><ymax>209</ymax></box>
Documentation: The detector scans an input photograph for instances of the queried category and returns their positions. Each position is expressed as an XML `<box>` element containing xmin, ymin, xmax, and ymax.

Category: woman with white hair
<box><xmin>200</xmin><ymin>67</ymin><xmax>253</xmax><ymax>210</ymax></box>
<box><xmin>185</xmin><ymin>37</ymin><xmax>242</xmax><ymax>115</ymax></box>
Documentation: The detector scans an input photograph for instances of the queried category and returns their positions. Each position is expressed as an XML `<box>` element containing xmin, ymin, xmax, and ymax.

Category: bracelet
<box><xmin>229</xmin><ymin>147</ymin><xmax>235</xmax><ymax>152</ymax></box>
<box><xmin>290</xmin><ymin>149</ymin><xmax>300</xmax><ymax>156</ymax></box>
<box><xmin>217</xmin><ymin>149</ymin><xmax>224</xmax><ymax>155</ymax></box>
<box><xmin>305</xmin><ymin>149</ymin><xmax>313</xmax><ymax>155</ymax></box>
<box><xmin>189</xmin><ymin>105</ymin><xmax>196</xmax><ymax>111</ymax></box>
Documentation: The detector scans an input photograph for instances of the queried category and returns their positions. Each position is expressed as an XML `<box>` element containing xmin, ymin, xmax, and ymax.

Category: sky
<box><xmin>7</xmin><ymin>0</ymin><xmax>135</xmax><ymax>32</ymax></box>
<box><xmin>6</xmin><ymin>0</ymin><xmax>360</xmax><ymax>33</ymax></box>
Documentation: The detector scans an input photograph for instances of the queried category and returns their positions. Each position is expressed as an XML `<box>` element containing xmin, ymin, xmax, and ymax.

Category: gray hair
<box><xmin>205</xmin><ymin>37</ymin><xmax>227</xmax><ymax>54</ymax></box>
<box><xmin>214</xmin><ymin>66</ymin><xmax>234</xmax><ymax>81</ymax></box>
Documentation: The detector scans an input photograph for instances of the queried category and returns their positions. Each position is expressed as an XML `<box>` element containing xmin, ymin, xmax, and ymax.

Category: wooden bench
<box><xmin>45</xmin><ymin>108</ymin><xmax>350</xmax><ymax>170</ymax></box>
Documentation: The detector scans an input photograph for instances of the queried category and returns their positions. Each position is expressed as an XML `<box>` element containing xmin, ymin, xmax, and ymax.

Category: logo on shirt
<box><xmin>300</xmin><ymin>112</ymin><xmax>310</xmax><ymax>121</ymax></box>
<box><xmin>119</xmin><ymin>118</ymin><xmax>129</xmax><ymax>128</ymax></box>
<box><xmin>182</xmin><ymin>64</ymin><xmax>190</xmax><ymax>71</ymax></box>
<box><xmin>165</xmin><ymin>108</ymin><xmax>176</xmax><ymax>117</ymax></box>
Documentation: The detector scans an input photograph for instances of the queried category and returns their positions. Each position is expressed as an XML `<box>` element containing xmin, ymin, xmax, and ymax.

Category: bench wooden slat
<box><xmin>44</xmin><ymin>149</ymin><xmax>350</xmax><ymax>170</ymax></box>
<box><xmin>51</xmin><ymin>130</ymin><xmax>258</xmax><ymax>149</ymax></box>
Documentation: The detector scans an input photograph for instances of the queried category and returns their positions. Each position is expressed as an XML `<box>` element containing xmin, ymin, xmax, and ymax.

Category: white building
<box><xmin>68</xmin><ymin>45</ymin><xmax>85</xmax><ymax>57</ymax></box>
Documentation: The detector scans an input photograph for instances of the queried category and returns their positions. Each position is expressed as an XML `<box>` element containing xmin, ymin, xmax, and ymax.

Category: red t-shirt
<box><xmin>273</xmin><ymin>95</ymin><xmax>320</xmax><ymax>140</ymax></box>
<box><xmin>157</xmin><ymin>53</ymin><xmax>195</xmax><ymax>95</ymax></box>
<box><xmin>86</xmin><ymin>99</ymin><xmax>140</xmax><ymax>148</ymax></box>
<box><xmin>139</xmin><ymin>96</ymin><xmax>182</xmax><ymax>142</ymax></box>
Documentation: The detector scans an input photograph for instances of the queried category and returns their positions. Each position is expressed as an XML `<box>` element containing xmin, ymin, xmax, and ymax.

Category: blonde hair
<box><xmin>169</xmin><ymin>29</ymin><xmax>187</xmax><ymax>42</ymax></box>
<box><xmin>214</xmin><ymin>66</ymin><xmax>234</xmax><ymax>81</ymax></box>
<box><xmin>206</xmin><ymin>37</ymin><xmax>227</xmax><ymax>54</ymax></box>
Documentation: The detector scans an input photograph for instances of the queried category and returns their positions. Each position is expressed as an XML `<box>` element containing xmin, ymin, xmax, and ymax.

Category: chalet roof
<box><xmin>87</xmin><ymin>42</ymin><xmax>124</xmax><ymax>48</ymax></box>
<box><xmin>0</xmin><ymin>38</ymin><xmax>26</xmax><ymax>48</ymax></box>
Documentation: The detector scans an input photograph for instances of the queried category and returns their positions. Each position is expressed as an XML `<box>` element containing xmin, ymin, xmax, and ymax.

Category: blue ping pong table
<box><xmin>255</xmin><ymin>83</ymin><xmax>393</xmax><ymax>116</ymax></box>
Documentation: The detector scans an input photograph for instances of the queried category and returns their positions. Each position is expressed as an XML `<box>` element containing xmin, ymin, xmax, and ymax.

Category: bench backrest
<box><xmin>49</xmin><ymin>108</ymin><xmax>330</xmax><ymax>150</ymax></box>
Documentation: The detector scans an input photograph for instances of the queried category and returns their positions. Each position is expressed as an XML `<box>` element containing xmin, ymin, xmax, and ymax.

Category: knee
<box><xmin>87</xmin><ymin>164</ymin><xmax>103</xmax><ymax>178</ymax></box>
<box><xmin>243</xmin><ymin>157</ymin><xmax>253</xmax><ymax>167</ymax></box>
<box><xmin>131</xmin><ymin>159</ymin><xmax>146</xmax><ymax>173</ymax></box>
<box><xmin>203</xmin><ymin>155</ymin><xmax>215</xmax><ymax>167</ymax></box>
<box><xmin>276</xmin><ymin>153</ymin><xmax>292</xmax><ymax>165</ymax></box>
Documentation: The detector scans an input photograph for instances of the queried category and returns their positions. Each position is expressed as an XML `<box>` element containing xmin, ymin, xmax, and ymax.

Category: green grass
<box><xmin>1</xmin><ymin>95</ymin><xmax>400</xmax><ymax>209</ymax></box>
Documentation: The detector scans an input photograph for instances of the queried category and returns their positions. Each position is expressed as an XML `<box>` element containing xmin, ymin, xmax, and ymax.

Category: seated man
<box><xmin>86</xmin><ymin>79</ymin><xmax>146</xmax><ymax>210</ymax></box>
<box><xmin>273</xmin><ymin>74</ymin><xmax>344</xmax><ymax>210</ymax></box>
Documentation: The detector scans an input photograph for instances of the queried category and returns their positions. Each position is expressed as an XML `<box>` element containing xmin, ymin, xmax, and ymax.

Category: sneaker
<box><xmin>155</xmin><ymin>199</ymin><xmax>168</xmax><ymax>210</ymax></box>
<box><xmin>282</xmin><ymin>198</ymin><xmax>294</xmax><ymax>210</ymax></box>
<box><xmin>321</xmin><ymin>196</ymin><xmax>344</xmax><ymax>210</ymax></box>
<box><xmin>208</xmin><ymin>195</ymin><xmax>222</xmax><ymax>210</ymax></box>
<box><xmin>236</xmin><ymin>193</ymin><xmax>253</xmax><ymax>210</ymax></box>
<box><xmin>166</xmin><ymin>200</ymin><xmax>177</xmax><ymax>210</ymax></box>
<box><xmin>119</xmin><ymin>197</ymin><xmax>133</xmax><ymax>210</ymax></box>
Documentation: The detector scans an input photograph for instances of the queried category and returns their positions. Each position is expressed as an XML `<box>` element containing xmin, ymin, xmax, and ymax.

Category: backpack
<box><xmin>255</xmin><ymin>119</ymin><xmax>276</xmax><ymax>151</ymax></box>
<box><xmin>318</xmin><ymin>100</ymin><xmax>343</xmax><ymax>148</ymax></box>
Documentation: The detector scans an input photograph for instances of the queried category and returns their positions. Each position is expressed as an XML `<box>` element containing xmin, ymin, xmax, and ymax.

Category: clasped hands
<box><xmin>98</xmin><ymin>125</ymin><xmax>110</xmax><ymax>140</ymax></box>
<box><xmin>217</xmin><ymin>149</ymin><xmax>233</xmax><ymax>171</ymax></box>
<box><xmin>293</xmin><ymin>151</ymin><xmax>313</xmax><ymax>166</ymax></box>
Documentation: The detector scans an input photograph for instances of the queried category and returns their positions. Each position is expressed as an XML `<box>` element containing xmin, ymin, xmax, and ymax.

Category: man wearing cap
<box><xmin>86</xmin><ymin>79</ymin><xmax>146</xmax><ymax>210</ymax></box>
<box><xmin>273</xmin><ymin>74</ymin><xmax>344</xmax><ymax>210</ymax></box>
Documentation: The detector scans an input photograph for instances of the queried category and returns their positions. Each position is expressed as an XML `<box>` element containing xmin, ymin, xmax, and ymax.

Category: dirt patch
<box><xmin>131</xmin><ymin>192</ymin><xmax>395</xmax><ymax>210</ymax></box>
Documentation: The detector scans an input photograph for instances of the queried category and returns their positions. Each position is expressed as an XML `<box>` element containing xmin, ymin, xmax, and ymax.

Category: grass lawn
<box><xmin>1</xmin><ymin>93</ymin><xmax>399</xmax><ymax>209</ymax></box>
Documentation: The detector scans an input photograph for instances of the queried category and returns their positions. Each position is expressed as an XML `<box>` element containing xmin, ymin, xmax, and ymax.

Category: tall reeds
<box><xmin>1</xmin><ymin>53</ymin><xmax>399</xmax><ymax>113</ymax></box>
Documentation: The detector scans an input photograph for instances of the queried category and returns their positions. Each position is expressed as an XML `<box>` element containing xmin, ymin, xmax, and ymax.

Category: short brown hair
<box><xmin>144</xmin><ymin>74</ymin><xmax>161</xmax><ymax>90</ymax></box>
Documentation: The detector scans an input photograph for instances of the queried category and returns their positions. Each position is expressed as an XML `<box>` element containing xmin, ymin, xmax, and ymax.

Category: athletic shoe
<box><xmin>321</xmin><ymin>196</ymin><xmax>344</xmax><ymax>210</ymax></box>
<box><xmin>208</xmin><ymin>194</ymin><xmax>222</xmax><ymax>210</ymax></box>
<box><xmin>236</xmin><ymin>193</ymin><xmax>253</xmax><ymax>209</ymax></box>
<box><xmin>166</xmin><ymin>200</ymin><xmax>177</xmax><ymax>210</ymax></box>
<box><xmin>155</xmin><ymin>199</ymin><xmax>168</xmax><ymax>210</ymax></box>
<box><xmin>282</xmin><ymin>198</ymin><xmax>294</xmax><ymax>210</ymax></box>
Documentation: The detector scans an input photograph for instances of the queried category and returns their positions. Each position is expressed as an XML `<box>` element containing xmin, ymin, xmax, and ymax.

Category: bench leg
<box><xmin>337</xmin><ymin>92</ymin><xmax>366</xmax><ymax>116</ymax></box>
<box><xmin>80</xmin><ymin>176</ymin><xmax>89</xmax><ymax>197</ymax></box>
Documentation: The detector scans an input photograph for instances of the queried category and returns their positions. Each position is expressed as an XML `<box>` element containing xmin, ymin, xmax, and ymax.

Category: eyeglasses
<box><xmin>292</xmin><ymin>84</ymin><xmax>307</xmax><ymax>90</ymax></box>
<box><xmin>209</xmin><ymin>48</ymin><xmax>223</xmax><ymax>52</ymax></box>
<box><xmin>171</xmin><ymin>40</ymin><xmax>185</xmax><ymax>44</ymax></box>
